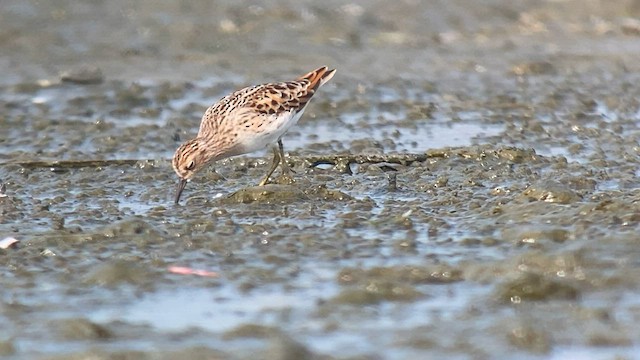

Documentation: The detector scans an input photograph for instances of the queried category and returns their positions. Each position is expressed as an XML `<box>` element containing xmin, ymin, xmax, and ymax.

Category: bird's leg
<box><xmin>277</xmin><ymin>139</ymin><xmax>295</xmax><ymax>176</ymax></box>
<box><xmin>258</xmin><ymin>145</ymin><xmax>281</xmax><ymax>186</ymax></box>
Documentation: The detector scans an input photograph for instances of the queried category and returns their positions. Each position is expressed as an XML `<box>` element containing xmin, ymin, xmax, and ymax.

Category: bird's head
<box><xmin>172</xmin><ymin>138</ymin><xmax>210</xmax><ymax>204</ymax></box>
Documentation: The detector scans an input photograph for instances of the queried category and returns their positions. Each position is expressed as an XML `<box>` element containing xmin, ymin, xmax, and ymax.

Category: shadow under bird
<box><xmin>172</xmin><ymin>66</ymin><xmax>337</xmax><ymax>204</ymax></box>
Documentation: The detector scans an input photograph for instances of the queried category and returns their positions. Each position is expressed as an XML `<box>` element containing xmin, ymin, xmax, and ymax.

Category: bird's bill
<box><xmin>175</xmin><ymin>178</ymin><xmax>188</xmax><ymax>204</ymax></box>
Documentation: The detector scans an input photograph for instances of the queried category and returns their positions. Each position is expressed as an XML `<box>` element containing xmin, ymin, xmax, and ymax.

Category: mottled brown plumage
<box><xmin>173</xmin><ymin>66</ymin><xmax>336</xmax><ymax>204</ymax></box>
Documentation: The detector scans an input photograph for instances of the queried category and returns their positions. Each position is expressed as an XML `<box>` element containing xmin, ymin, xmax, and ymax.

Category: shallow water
<box><xmin>2</xmin><ymin>1</ymin><xmax>640</xmax><ymax>359</ymax></box>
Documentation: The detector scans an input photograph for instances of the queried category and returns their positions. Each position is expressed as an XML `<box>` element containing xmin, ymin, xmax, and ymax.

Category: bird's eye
<box><xmin>185</xmin><ymin>161</ymin><xmax>195</xmax><ymax>171</ymax></box>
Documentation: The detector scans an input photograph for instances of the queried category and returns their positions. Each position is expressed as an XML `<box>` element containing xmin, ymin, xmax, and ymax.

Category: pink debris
<box><xmin>168</xmin><ymin>266</ymin><xmax>219</xmax><ymax>277</ymax></box>
<box><xmin>0</xmin><ymin>237</ymin><xmax>19</xmax><ymax>249</ymax></box>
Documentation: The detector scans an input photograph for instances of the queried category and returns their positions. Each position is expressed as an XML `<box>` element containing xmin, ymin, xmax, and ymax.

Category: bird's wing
<box><xmin>197</xmin><ymin>67</ymin><xmax>336</xmax><ymax>135</ymax></box>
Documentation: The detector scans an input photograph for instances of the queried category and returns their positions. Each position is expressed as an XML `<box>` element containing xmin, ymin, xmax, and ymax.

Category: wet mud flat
<box><xmin>2</xmin><ymin>0</ymin><xmax>640</xmax><ymax>359</ymax></box>
<box><xmin>1</xmin><ymin>80</ymin><xmax>639</xmax><ymax>359</ymax></box>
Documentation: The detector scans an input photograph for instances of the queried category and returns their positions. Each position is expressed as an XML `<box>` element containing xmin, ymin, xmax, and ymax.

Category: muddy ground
<box><xmin>1</xmin><ymin>0</ymin><xmax>640</xmax><ymax>359</ymax></box>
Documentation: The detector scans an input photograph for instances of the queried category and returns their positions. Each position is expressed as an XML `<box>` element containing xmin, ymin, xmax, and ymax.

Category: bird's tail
<box><xmin>297</xmin><ymin>66</ymin><xmax>337</xmax><ymax>91</ymax></box>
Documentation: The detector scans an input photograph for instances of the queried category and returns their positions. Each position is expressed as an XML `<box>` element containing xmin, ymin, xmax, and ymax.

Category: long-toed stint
<box><xmin>172</xmin><ymin>66</ymin><xmax>336</xmax><ymax>204</ymax></box>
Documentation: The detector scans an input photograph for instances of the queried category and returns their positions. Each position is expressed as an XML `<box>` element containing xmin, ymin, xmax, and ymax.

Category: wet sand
<box><xmin>1</xmin><ymin>1</ymin><xmax>640</xmax><ymax>359</ymax></box>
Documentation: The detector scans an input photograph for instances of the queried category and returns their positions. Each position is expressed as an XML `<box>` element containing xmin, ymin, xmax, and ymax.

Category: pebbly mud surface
<box><xmin>1</xmin><ymin>0</ymin><xmax>640</xmax><ymax>359</ymax></box>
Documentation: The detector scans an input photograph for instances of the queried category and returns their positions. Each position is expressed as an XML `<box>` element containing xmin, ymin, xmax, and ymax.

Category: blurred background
<box><xmin>3</xmin><ymin>0</ymin><xmax>640</xmax><ymax>84</ymax></box>
<box><xmin>2</xmin><ymin>1</ymin><xmax>640</xmax><ymax>359</ymax></box>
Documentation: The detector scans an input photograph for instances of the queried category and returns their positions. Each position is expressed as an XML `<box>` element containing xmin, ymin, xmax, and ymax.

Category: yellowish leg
<box><xmin>258</xmin><ymin>145</ymin><xmax>281</xmax><ymax>186</ymax></box>
<box><xmin>277</xmin><ymin>139</ymin><xmax>293</xmax><ymax>177</ymax></box>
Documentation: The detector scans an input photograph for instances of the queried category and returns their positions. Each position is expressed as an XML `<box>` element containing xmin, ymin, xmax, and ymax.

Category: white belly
<box><xmin>238</xmin><ymin>108</ymin><xmax>306</xmax><ymax>153</ymax></box>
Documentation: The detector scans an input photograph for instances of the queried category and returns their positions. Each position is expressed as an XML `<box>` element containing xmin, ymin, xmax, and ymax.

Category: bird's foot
<box><xmin>275</xmin><ymin>172</ymin><xmax>296</xmax><ymax>185</ymax></box>
<box><xmin>258</xmin><ymin>176</ymin><xmax>270</xmax><ymax>186</ymax></box>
